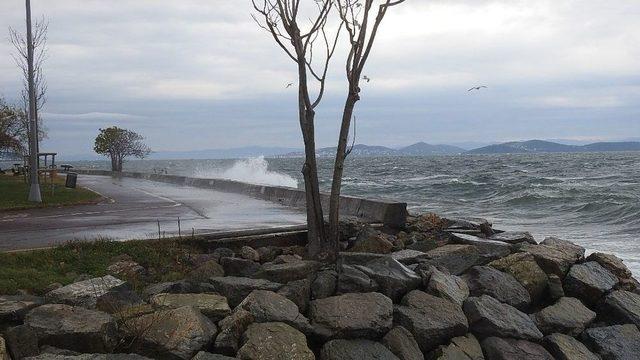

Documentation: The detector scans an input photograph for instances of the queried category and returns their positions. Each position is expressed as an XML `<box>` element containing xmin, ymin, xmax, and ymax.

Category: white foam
<box><xmin>194</xmin><ymin>156</ymin><xmax>298</xmax><ymax>188</ymax></box>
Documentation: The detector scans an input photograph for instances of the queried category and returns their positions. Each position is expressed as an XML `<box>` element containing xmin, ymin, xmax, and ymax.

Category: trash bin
<box><xmin>65</xmin><ymin>172</ymin><xmax>77</xmax><ymax>188</ymax></box>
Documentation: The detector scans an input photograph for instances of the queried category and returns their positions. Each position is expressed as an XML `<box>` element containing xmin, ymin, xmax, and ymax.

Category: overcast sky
<box><xmin>1</xmin><ymin>0</ymin><xmax>639</xmax><ymax>156</ymax></box>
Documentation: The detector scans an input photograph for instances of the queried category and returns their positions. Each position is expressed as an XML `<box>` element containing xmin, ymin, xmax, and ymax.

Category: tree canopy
<box><xmin>94</xmin><ymin>126</ymin><xmax>150</xmax><ymax>172</ymax></box>
<box><xmin>0</xmin><ymin>98</ymin><xmax>28</xmax><ymax>159</ymax></box>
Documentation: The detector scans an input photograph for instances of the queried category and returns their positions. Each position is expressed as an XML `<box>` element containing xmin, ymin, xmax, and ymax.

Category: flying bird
<box><xmin>362</xmin><ymin>75</ymin><xmax>371</xmax><ymax>83</ymax></box>
<box><xmin>468</xmin><ymin>85</ymin><xmax>488</xmax><ymax>92</ymax></box>
<box><xmin>286</xmin><ymin>83</ymin><xmax>293</xmax><ymax>88</ymax></box>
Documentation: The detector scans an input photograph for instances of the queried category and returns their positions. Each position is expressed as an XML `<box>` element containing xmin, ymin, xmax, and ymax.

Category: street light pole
<box><xmin>26</xmin><ymin>0</ymin><xmax>42</xmax><ymax>202</ymax></box>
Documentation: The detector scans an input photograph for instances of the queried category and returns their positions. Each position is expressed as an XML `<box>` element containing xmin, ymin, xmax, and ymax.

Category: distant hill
<box><xmin>467</xmin><ymin>140</ymin><xmax>640</xmax><ymax>154</ymax></box>
<box><xmin>282</xmin><ymin>142</ymin><xmax>464</xmax><ymax>158</ymax></box>
<box><xmin>399</xmin><ymin>142</ymin><xmax>465</xmax><ymax>155</ymax></box>
<box><xmin>149</xmin><ymin>146</ymin><xmax>298</xmax><ymax>160</ymax></box>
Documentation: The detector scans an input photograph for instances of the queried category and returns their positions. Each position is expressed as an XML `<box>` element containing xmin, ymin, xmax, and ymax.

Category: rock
<box><xmin>586</xmin><ymin>252</ymin><xmax>633</xmax><ymax>281</ymax></box>
<box><xmin>463</xmin><ymin>296</ymin><xmax>543</xmax><ymax>340</ymax></box>
<box><xmin>25</xmin><ymin>304</ymin><xmax>117</xmax><ymax>353</ymax></box>
<box><xmin>0</xmin><ymin>295</ymin><xmax>44</xmax><ymax>323</ymax></box>
<box><xmin>349</xmin><ymin>227</ymin><xmax>395</xmax><ymax>254</ymax></box>
<box><xmin>602</xmin><ymin>290</ymin><xmax>640</xmax><ymax>327</ymax></box>
<box><xmin>382</xmin><ymin>326</ymin><xmax>424</xmax><ymax>360</ymax></box>
<box><xmin>547</xmin><ymin>274</ymin><xmax>565</xmax><ymax>300</ymax></box>
<box><xmin>426</xmin><ymin>267</ymin><xmax>469</xmax><ymax>306</ymax></box>
<box><xmin>192</xmin><ymin>352</ymin><xmax>237</xmax><ymax>360</ymax></box>
<box><xmin>418</xmin><ymin>245</ymin><xmax>480</xmax><ymax>275</ymax></box>
<box><xmin>336</xmin><ymin>264</ymin><xmax>378</xmax><ymax>294</ymax></box>
<box><xmin>515</xmin><ymin>243</ymin><xmax>577</xmax><ymax>277</ymax></box>
<box><xmin>338</xmin><ymin>252</ymin><xmax>387</xmax><ymax>265</ymax></box>
<box><xmin>94</xmin><ymin>287</ymin><xmax>143</xmax><ymax>314</ymax></box>
<box><xmin>149</xmin><ymin>293</ymin><xmax>231</xmax><ymax>321</ymax></box>
<box><xmin>489</xmin><ymin>231</ymin><xmax>536</xmax><ymax>245</ymax></box>
<box><xmin>107</xmin><ymin>260</ymin><xmax>145</xmax><ymax>278</ymax></box>
<box><xmin>256</xmin><ymin>247</ymin><xmax>283</xmax><ymax>263</ymax></box>
<box><xmin>581</xmin><ymin>324</ymin><xmax>640</xmax><ymax>360</ymax></box>
<box><xmin>311</xmin><ymin>270</ymin><xmax>337</xmax><ymax>299</ymax></box>
<box><xmin>142</xmin><ymin>280</ymin><xmax>193</xmax><ymax>299</ymax></box>
<box><xmin>24</xmin><ymin>355</ymin><xmax>152</xmax><ymax>359</ymax></box>
<box><xmin>355</xmin><ymin>258</ymin><xmax>421</xmax><ymax>302</ymax></box>
<box><xmin>450</xmin><ymin>233</ymin><xmax>511</xmax><ymax>262</ymax></box>
<box><xmin>4</xmin><ymin>325</ymin><xmax>39</xmax><ymax>359</ymax></box>
<box><xmin>391</xmin><ymin>250</ymin><xmax>430</xmax><ymax>265</ymax></box>
<box><xmin>462</xmin><ymin>266</ymin><xmax>531</xmax><ymax>310</ymax></box>
<box><xmin>563</xmin><ymin>262</ymin><xmax>618</xmax><ymax>306</ymax></box>
<box><xmin>254</xmin><ymin>261</ymin><xmax>322</xmax><ymax>283</ymax></box>
<box><xmin>406</xmin><ymin>238</ymin><xmax>438</xmax><ymax>253</ymax></box>
<box><xmin>127</xmin><ymin>306</ymin><xmax>217</xmax><ymax>359</ymax></box>
<box><xmin>540</xmin><ymin>237</ymin><xmax>585</xmax><ymax>261</ymax></box>
<box><xmin>188</xmin><ymin>261</ymin><xmax>225</xmax><ymax>283</ymax></box>
<box><xmin>212</xmin><ymin>247</ymin><xmax>235</xmax><ymax>261</ymax></box>
<box><xmin>40</xmin><ymin>345</ymin><xmax>80</xmax><ymax>356</ymax></box>
<box><xmin>0</xmin><ymin>336</ymin><xmax>8</xmax><ymax>360</ymax></box>
<box><xmin>449</xmin><ymin>334</ymin><xmax>484</xmax><ymax>360</ymax></box>
<box><xmin>273</xmin><ymin>254</ymin><xmax>303</xmax><ymax>264</ymax></box>
<box><xmin>220</xmin><ymin>257</ymin><xmax>262</xmax><ymax>278</ymax></box>
<box><xmin>543</xmin><ymin>333</ymin><xmax>599</xmax><ymax>360</ymax></box>
<box><xmin>207</xmin><ymin>277</ymin><xmax>282</xmax><ymax>307</ymax></box>
<box><xmin>278</xmin><ymin>278</ymin><xmax>311</xmax><ymax>313</ymax></box>
<box><xmin>240</xmin><ymin>246</ymin><xmax>260</xmax><ymax>262</ymax></box>
<box><xmin>481</xmin><ymin>337</ymin><xmax>553</xmax><ymax>360</ymax></box>
<box><xmin>320</xmin><ymin>339</ymin><xmax>400</xmax><ymax>360</ymax></box>
<box><xmin>236</xmin><ymin>290</ymin><xmax>310</xmax><ymax>333</ymax></box>
<box><xmin>394</xmin><ymin>290</ymin><xmax>468</xmax><ymax>352</ymax></box>
<box><xmin>237</xmin><ymin>322</ymin><xmax>314</xmax><ymax>360</ymax></box>
<box><xmin>309</xmin><ymin>292</ymin><xmax>393</xmax><ymax>340</ymax></box>
<box><xmin>488</xmin><ymin>253</ymin><xmax>548</xmax><ymax>303</ymax></box>
<box><xmin>214</xmin><ymin>309</ymin><xmax>254</xmax><ymax>355</ymax></box>
<box><xmin>44</xmin><ymin>275</ymin><xmax>127</xmax><ymax>309</ymax></box>
<box><xmin>530</xmin><ymin>297</ymin><xmax>596</xmax><ymax>336</ymax></box>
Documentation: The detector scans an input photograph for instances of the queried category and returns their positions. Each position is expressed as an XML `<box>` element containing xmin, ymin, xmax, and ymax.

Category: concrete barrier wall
<box><xmin>74</xmin><ymin>169</ymin><xmax>408</xmax><ymax>226</ymax></box>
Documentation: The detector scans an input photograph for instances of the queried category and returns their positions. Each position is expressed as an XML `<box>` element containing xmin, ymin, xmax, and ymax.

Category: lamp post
<box><xmin>26</xmin><ymin>0</ymin><xmax>41</xmax><ymax>202</ymax></box>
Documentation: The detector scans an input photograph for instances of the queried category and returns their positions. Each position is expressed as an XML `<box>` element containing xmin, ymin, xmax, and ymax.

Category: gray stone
<box><xmin>349</xmin><ymin>229</ymin><xmax>394</xmax><ymax>254</ymax></box>
<box><xmin>95</xmin><ymin>287</ymin><xmax>143</xmax><ymax>314</ymax></box>
<box><xmin>192</xmin><ymin>352</ymin><xmax>237</xmax><ymax>360</ymax></box>
<box><xmin>142</xmin><ymin>280</ymin><xmax>193</xmax><ymax>299</ymax></box>
<box><xmin>355</xmin><ymin>258</ymin><xmax>422</xmax><ymax>302</ymax></box>
<box><xmin>419</xmin><ymin>245</ymin><xmax>480</xmax><ymax>275</ymax></box>
<box><xmin>338</xmin><ymin>252</ymin><xmax>387</xmax><ymax>265</ymax></box>
<box><xmin>311</xmin><ymin>270</ymin><xmax>337</xmax><ymax>299</ymax></box>
<box><xmin>394</xmin><ymin>291</ymin><xmax>468</xmax><ymax>352</ymax></box>
<box><xmin>149</xmin><ymin>293</ymin><xmax>231</xmax><ymax>321</ymax></box>
<box><xmin>391</xmin><ymin>250</ymin><xmax>430</xmax><ymax>265</ymax></box>
<box><xmin>336</xmin><ymin>264</ymin><xmax>378</xmax><ymax>294</ymax></box>
<box><xmin>188</xmin><ymin>261</ymin><xmax>225</xmax><ymax>283</ymax></box>
<box><xmin>256</xmin><ymin>246</ymin><xmax>283</xmax><ymax>263</ymax></box>
<box><xmin>489</xmin><ymin>231</ymin><xmax>536</xmax><ymax>245</ymax></box>
<box><xmin>237</xmin><ymin>322</ymin><xmax>314</xmax><ymax>360</ymax></box>
<box><xmin>488</xmin><ymin>253</ymin><xmax>549</xmax><ymax>303</ymax></box>
<box><xmin>481</xmin><ymin>337</ymin><xmax>553</xmax><ymax>360</ymax></box>
<box><xmin>564</xmin><ymin>262</ymin><xmax>618</xmax><ymax>306</ymax></box>
<box><xmin>462</xmin><ymin>266</ymin><xmax>531</xmax><ymax>310</ymax></box>
<box><xmin>540</xmin><ymin>237</ymin><xmax>585</xmax><ymax>261</ymax></box>
<box><xmin>25</xmin><ymin>304</ymin><xmax>117</xmax><ymax>353</ymax></box>
<box><xmin>530</xmin><ymin>297</ymin><xmax>596</xmax><ymax>336</ymax></box>
<box><xmin>126</xmin><ymin>306</ymin><xmax>217</xmax><ymax>360</ymax></box>
<box><xmin>236</xmin><ymin>290</ymin><xmax>310</xmax><ymax>333</ymax></box>
<box><xmin>515</xmin><ymin>243</ymin><xmax>577</xmax><ymax>277</ymax></box>
<box><xmin>254</xmin><ymin>260</ymin><xmax>322</xmax><ymax>283</ymax></box>
<box><xmin>107</xmin><ymin>260</ymin><xmax>146</xmax><ymax>278</ymax></box>
<box><xmin>214</xmin><ymin>309</ymin><xmax>254</xmax><ymax>355</ymax></box>
<box><xmin>547</xmin><ymin>274</ymin><xmax>565</xmax><ymax>300</ymax></box>
<box><xmin>406</xmin><ymin>239</ymin><xmax>438</xmax><ymax>253</ymax></box>
<box><xmin>273</xmin><ymin>254</ymin><xmax>303</xmax><ymax>264</ymax></box>
<box><xmin>309</xmin><ymin>292</ymin><xmax>393</xmax><ymax>340</ymax></box>
<box><xmin>45</xmin><ymin>275</ymin><xmax>127</xmax><ymax>309</ymax></box>
<box><xmin>382</xmin><ymin>326</ymin><xmax>424</xmax><ymax>360</ymax></box>
<box><xmin>449</xmin><ymin>334</ymin><xmax>484</xmax><ymax>360</ymax></box>
<box><xmin>450</xmin><ymin>233</ymin><xmax>511</xmax><ymax>262</ymax></box>
<box><xmin>0</xmin><ymin>336</ymin><xmax>8</xmax><ymax>360</ymax></box>
<box><xmin>240</xmin><ymin>246</ymin><xmax>260</xmax><ymax>262</ymax></box>
<box><xmin>586</xmin><ymin>252</ymin><xmax>633</xmax><ymax>280</ymax></box>
<box><xmin>463</xmin><ymin>296</ymin><xmax>543</xmax><ymax>340</ymax></box>
<box><xmin>220</xmin><ymin>257</ymin><xmax>262</xmax><ymax>277</ymax></box>
<box><xmin>24</xmin><ymin>355</ymin><xmax>152</xmax><ymax>360</ymax></box>
<box><xmin>207</xmin><ymin>277</ymin><xmax>282</xmax><ymax>307</ymax></box>
<box><xmin>4</xmin><ymin>325</ymin><xmax>39</xmax><ymax>359</ymax></box>
<box><xmin>543</xmin><ymin>333</ymin><xmax>599</xmax><ymax>360</ymax></box>
<box><xmin>320</xmin><ymin>339</ymin><xmax>400</xmax><ymax>360</ymax></box>
<box><xmin>602</xmin><ymin>290</ymin><xmax>640</xmax><ymax>327</ymax></box>
<box><xmin>581</xmin><ymin>324</ymin><xmax>640</xmax><ymax>360</ymax></box>
<box><xmin>427</xmin><ymin>267</ymin><xmax>469</xmax><ymax>306</ymax></box>
<box><xmin>277</xmin><ymin>278</ymin><xmax>311</xmax><ymax>313</ymax></box>
<box><xmin>0</xmin><ymin>295</ymin><xmax>44</xmax><ymax>323</ymax></box>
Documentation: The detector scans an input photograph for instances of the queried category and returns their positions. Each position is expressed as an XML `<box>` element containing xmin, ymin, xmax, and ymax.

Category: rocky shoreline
<box><xmin>1</xmin><ymin>213</ymin><xmax>640</xmax><ymax>359</ymax></box>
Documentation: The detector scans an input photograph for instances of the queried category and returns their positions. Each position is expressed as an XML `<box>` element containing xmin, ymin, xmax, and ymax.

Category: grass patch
<box><xmin>0</xmin><ymin>238</ymin><xmax>206</xmax><ymax>295</ymax></box>
<box><xmin>0</xmin><ymin>173</ymin><xmax>102</xmax><ymax>210</ymax></box>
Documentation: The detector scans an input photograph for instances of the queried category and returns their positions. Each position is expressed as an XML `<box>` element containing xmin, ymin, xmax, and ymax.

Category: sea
<box><xmin>64</xmin><ymin>152</ymin><xmax>640</xmax><ymax>275</ymax></box>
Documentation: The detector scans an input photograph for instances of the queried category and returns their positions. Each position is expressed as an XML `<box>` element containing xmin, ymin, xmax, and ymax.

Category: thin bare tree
<box><xmin>252</xmin><ymin>0</ymin><xmax>342</xmax><ymax>261</ymax></box>
<box><xmin>328</xmin><ymin>0</ymin><xmax>406</xmax><ymax>252</ymax></box>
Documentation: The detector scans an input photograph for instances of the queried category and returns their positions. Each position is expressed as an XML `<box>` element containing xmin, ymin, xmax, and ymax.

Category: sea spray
<box><xmin>194</xmin><ymin>156</ymin><xmax>298</xmax><ymax>188</ymax></box>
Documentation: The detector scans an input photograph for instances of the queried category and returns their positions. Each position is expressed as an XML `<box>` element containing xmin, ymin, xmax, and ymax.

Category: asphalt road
<box><xmin>0</xmin><ymin>175</ymin><xmax>306</xmax><ymax>251</ymax></box>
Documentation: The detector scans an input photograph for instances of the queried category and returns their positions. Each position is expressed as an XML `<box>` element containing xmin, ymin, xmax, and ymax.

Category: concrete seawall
<box><xmin>74</xmin><ymin>169</ymin><xmax>408</xmax><ymax>226</ymax></box>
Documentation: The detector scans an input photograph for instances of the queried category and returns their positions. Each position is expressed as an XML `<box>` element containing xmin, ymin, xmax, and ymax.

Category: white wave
<box><xmin>194</xmin><ymin>156</ymin><xmax>298</xmax><ymax>188</ymax></box>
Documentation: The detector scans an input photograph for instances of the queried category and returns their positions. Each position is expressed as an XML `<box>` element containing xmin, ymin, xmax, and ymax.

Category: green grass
<box><xmin>0</xmin><ymin>238</ymin><xmax>206</xmax><ymax>295</ymax></box>
<box><xmin>0</xmin><ymin>174</ymin><xmax>102</xmax><ymax>210</ymax></box>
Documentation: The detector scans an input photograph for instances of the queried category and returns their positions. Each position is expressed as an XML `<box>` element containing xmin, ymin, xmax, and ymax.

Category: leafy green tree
<box><xmin>94</xmin><ymin>126</ymin><xmax>150</xmax><ymax>172</ymax></box>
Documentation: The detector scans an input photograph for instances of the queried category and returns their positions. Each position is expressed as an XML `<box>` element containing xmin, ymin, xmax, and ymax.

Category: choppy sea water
<box><xmin>70</xmin><ymin>152</ymin><xmax>640</xmax><ymax>275</ymax></box>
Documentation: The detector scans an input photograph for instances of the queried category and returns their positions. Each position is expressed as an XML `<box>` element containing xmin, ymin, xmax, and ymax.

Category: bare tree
<box><xmin>252</xmin><ymin>0</ymin><xmax>341</xmax><ymax>261</ymax></box>
<box><xmin>328</xmin><ymin>0</ymin><xmax>406</xmax><ymax>251</ymax></box>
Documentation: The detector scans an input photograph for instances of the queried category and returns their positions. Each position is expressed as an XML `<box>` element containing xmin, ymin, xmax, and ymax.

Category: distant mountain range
<box><xmin>148</xmin><ymin>146</ymin><xmax>299</xmax><ymax>160</ymax></box>
<box><xmin>281</xmin><ymin>142</ymin><xmax>466</xmax><ymax>158</ymax></box>
<box><xmin>467</xmin><ymin>140</ymin><xmax>640</xmax><ymax>154</ymax></box>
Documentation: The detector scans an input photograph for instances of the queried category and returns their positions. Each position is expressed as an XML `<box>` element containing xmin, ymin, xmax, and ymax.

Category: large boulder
<box><xmin>462</xmin><ymin>266</ymin><xmax>531</xmax><ymax>310</ymax></box>
<box><xmin>237</xmin><ymin>322</ymin><xmax>314</xmax><ymax>360</ymax></box>
<box><xmin>0</xmin><ymin>295</ymin><xmax>44</xmax><ymax>324</ymax></box>
<box><xmin>418</xmin><ymin>245</ymin><xmax>480</xmax><ymax>275</ymax></box>
<box><xmin>514</xmin><ymin>243</ymin><xmax>577</xmax><ymax>277</ymax></box>
<box><xmin>3</xmin><ymin>325</ymin><xmax>39</xmax><ymax>359</ymax></box>
<box><xmin>391</xmin><ymin>250</ymin><xmax>430</xmax><ymax>265</ymax></box>
<box><xmin>192</xmin><ymin>352</ymin><xmax>237</xmax><ymax>360</ymax></box>
<box><xmin>540</xmin><ymin>237</ymin><xmax>585</xmax><ymax>261</ymax></box>
<box><xmin>488</xmin><ymin>253</ymin><xmax>549</xmax><ymax>303</ymax></box>
<box><xmin>581</xmin><ymin>324</ymin><xmax>640</xmax><ymax>360</ymax></box>
<box><xmin>543</xmin><ymin>333</ymin><xmax>599</xmax><ymax>360</ymax></box>
<box><xmin>602</xmin><ymin>290</ymin><xmax>640</xmax><ymax>327</ymax></box>
<box><xmin>489</xmin><ymin>231</ymin><xmax>536</xmax><ymax>245</ymax></box>
<box><xmin>23</xmin><ymin>355</ymin><xmax>152</xmax><ymax>359</ymax></box>
<box><xmin>463</xmin><ymin>296</ymin><xmax>542</xmax><ymax>340</ymax></box>
<box><xmin>25</xmin><ymin>304</ymin><xmax>117</xmax><ymax>353</ymax></box>
<box><xmin>530</xmin><ymin>297</ymin><xmax>595</xmax><ymax>336</ymax></box>
<box><xmin>448</xmin><ymin>334</ymin><xmax>484</xmax><ymax>360</ymax></box>
<box><xmin>309</xmin><ymin>292</ymin><xmax>393</xmax><ymax>340</ymax></box>
<box><xmin>586</xmin><ymin>252</ymin><xmax>633</xmax><ymax>281</ymax></box>
<box><xmin>563</xmin><ymin>262</ymin><xmax>618</xmax><ymax>306</ymax></box>
<box><xmin>236</xmin><ymin>290</ymin><xmax>310</xmax><ymax>333</ymax></box>
<box><xmin>149</xmin><ymin>293</ymin><xmax>231</xmax><ymax>321</ymax></box>
<box><xmin>126</xmin><ymin>306</ymin><xmax>217</xmax><ymax>360</ymax></box>
<box><xmin>320</xmin><ymin>339</ymin><xmax>399</xmax><ymax>360</ymax></box>
<box><xmin>450</xmin><ymin>233</ymin><xmax>511</xmax><ymax>262</ymax></box>
<box><xmin>0</xmin><ymin>336</ymin><xmax>9</xmax><ymax>360</ymax></box>
<box><xmin>481</xmin><ymin>337</ymin><xmax>553</xmax><ymax>360</ymax></box>
<box><xmin>349</xmin><ymin>229</ymin><xmax>394</xmax><ymax>254</ymax></box>
<box><xmin>394</xmin><ymin>291</ymin><xmax>468</xmax><ymax>353</ymax></box>
<box><xmin>354</xmin><ymin>258</ymin><xmax>421</xmax><ymax>302</ymax></box>
<box><xmin>311</xmin><ymin>270</ymin><xmax>338</xmax><ymax>300</ymax></box>
<box><xmin>426</xmin><ymin>267</ymin><xmax>469</xmax><ymax>306</ymax></box>
<box><xmin>336</xmin><ymin>264</ymin><xmax>378</xmax><ymax>294</ymax></box>
<box><xmin>45</xmin><ymin>276</ymin><xmax>127</xmax><ymax>309</ymax></box>
<box><xmin>207</xmin><ymin>277</ymin><xmax>282</xmax><ymax>307</ymax></box>
<box><xmin>187</xmin><ymin>261</ymin><xmax>225</xmax><ymax>283</ymax></box>
<box><xmin>214</xmin><ymin>309</ymin><xmax>254</xmax><ymax>355</ymax></box>
<box><xmin>254</xmin><ymin>261</ymin><xmax>322</xmax><ymax>283</ymax></box>
<box><xmin>142</xmin><ymin>281</ymin><xmax>193</xmax><ymax>299</ymax></box>
<box><xmin>277</xmin><ymin>278</ymin><xmax>311</xmax><ymax>313</ymax></box>
<box><xmin>220</xmin><ymin>257</ymin><xmax>262</xmax><ymax>278</ymax></box>
<box><xmin>382</xmin><ymin>326</ymin><xmax>424</xmax><ymax>360</ymax></box>
<box><xmin>338</xmin><ymin>252</ymin><xmax>387</xmax><ymax>266</ymax></box>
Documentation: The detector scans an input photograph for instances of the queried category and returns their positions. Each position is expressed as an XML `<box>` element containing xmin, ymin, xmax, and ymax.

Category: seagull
<box><xmin>286</xmin><ymin>83</ymin><xmax>293</xmax><ymax>88</ymax></box>
<box><xmin>468</xmin><ymin>85</ymin><xmax>488</xmax><ymax>92</ymax></box>
<box><xmin>362</xmin><ymin>75</ymin><xmax>371</xmax><ymax>83</ymax></box>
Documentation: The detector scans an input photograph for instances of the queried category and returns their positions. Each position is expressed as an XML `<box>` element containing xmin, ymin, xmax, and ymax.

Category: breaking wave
<box><xmin>195</xmin><ymin>156</ymin><xmax>298</xmax><ymax>188</ymax></box>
